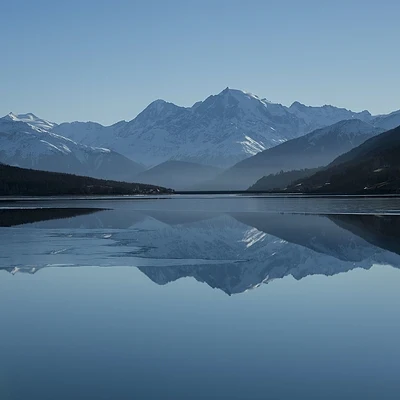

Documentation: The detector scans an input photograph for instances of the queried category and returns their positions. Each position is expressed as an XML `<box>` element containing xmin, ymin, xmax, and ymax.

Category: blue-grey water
<box><xmin>1</xmin><ymin>195</ymin><xmax>400</xmax><ymax>399</ymax></box>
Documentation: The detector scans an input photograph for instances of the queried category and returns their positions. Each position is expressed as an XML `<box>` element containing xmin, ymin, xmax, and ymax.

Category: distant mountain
<box><xmin>53</xmin><ymin>120</ymin><xmax>111</xmax><ymax>145</ymax></box>
<box><xmin>286</xmin><ymin>124</ymin><xmax>400</xmax><ymax>194</ymax></box>
<box><xmin>288</xmin><ymin>101</ymin><xmax>372</xmax><ymax>132</ymax></box>
<box><xmin>135</xmin><ymin>160</ymin><xmax>221</xmax><ymax>190</ymax></box>
<box><xmin>6</xmin><ymin>112</ymin><xmax>57</xmax><ymax>131</ymax></box>
<box><xmin>206</xmin><ymin>119</ymin><xmax>383</xmax><ymax>190</ymax></box>
<box><xmin>0</xmin><ymin>163</ymin><xmax>172</xmax><ymax>196</ymax></box>
<box><xmin>372</xmin><ymin>110</ymin><xmax>400</xmax><ymax>131</ymax></box>
<box><xmin>53</xmin><ymin>88</ymin><xmax>389</xmax><ymax>168</ymax></box>
<box><xmin>0</xmin><ymin>115</ymin><xmax>144</xmax><ymax>181</ymax></box>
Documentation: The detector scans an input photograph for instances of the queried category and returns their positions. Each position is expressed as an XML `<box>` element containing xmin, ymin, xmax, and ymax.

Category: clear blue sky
<box><xmin>1</xmin><ymin>0</ymin><xmax>399</xmax><ymax>124</ymax></box>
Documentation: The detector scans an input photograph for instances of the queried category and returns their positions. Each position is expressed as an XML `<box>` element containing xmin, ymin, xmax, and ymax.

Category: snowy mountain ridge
<box><xmin>49</xmin><ymin>87</ymin><xmax>397</xmax><ymax>168</ymax></box>
<box><xmin>288</xmin><ymin>101</ymin><xmax>373</xmax><ymax>132</ymax></box>
<box><xmin>0</xmin><ymin>117</ymin><xmax>144</xmax><ymax>180</ymax></box>
<box><xmin>4</xmin><ymin>88</ymin><xmax>400</xmax><ymax>175</ymax></box>
<box><xmin>5</xmin><ymin>112</ymin><xmax>57</xmax><ymax>132</ymax></box>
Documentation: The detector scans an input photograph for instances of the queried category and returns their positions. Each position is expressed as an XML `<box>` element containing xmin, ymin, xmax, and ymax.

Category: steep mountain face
<box><xmin>206</xmin><ymin>119</ymin><xmax>383</xmax><ymax>190</ymax></box>
<box><xmin>286</xmin><ymin>125</ymin><xmax>400</xmax><ymax>194</ymax></box>
<box><xmin>0</xmin><ymin>116</ymin><xmax>144</xmax><ymax>180</ymax></box>
<box><xmin>135</xmin><ymin>160</ymin><xmax>221</xmax><ymax>190</ymax></box>
<box><xmin>53</xmin><ymin>88</ymin><xmax>389</xmax><ymax>169</ymax></box>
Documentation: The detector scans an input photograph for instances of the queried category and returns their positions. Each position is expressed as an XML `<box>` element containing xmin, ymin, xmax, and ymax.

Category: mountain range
<box><xmin>2</xmin><ymin>88</ymin><xmax>400</xmax><ymax>191</ymax></box>
<box><xmin>52</xmin><ymin>88</ymin><xmax>396</xmax><ymax>169</ymax></box>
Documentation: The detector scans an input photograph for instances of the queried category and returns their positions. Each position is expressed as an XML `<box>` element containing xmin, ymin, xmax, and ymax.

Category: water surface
<box><xmin>1</xmin><ymin>195</ymin><xmax>400</xmax><ymax>399</ymax></box>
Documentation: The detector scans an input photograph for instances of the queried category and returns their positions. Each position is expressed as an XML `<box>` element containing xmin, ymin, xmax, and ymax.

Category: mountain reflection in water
<box><xmin>1</xmin><ymin>206</ymin><xmax>399</xmax><ymax>295</ymax></box>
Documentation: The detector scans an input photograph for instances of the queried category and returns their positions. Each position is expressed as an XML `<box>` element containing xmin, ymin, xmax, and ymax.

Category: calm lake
<box><xmin>1</xmin><ymin>195</ymin><xmax>400</xmax><ymax>399</ymax></box>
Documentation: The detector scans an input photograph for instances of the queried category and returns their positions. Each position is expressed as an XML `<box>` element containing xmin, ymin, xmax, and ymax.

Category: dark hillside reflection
<box><xmin>328</xmin><ymin>214</ymin><xmax>400</xmax><ymax>255</ymax></box>
<box><xmin>1</xmin><ymin>207</ymin><xmax>400</xmax><ymax>294</ymax></box>
<box><xmin>0</xmin><ymin>207</ymin><xmax>103</xmax><ymax>227</ymax></box>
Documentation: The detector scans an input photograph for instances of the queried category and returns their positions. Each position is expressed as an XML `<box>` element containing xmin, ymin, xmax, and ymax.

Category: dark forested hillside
<box><xmin>286</xmin><ymin>125</ymin><xmax>400</xmax><ymax>194</ymax></box>
<box><xmin>0</xmin><ymin>208</ymin><xmax>103</xmax><ymax>227</ymax></box>
<box><xmin>248</xmin><ymin>168</ymin><xmax>321</xmax><ymax>191</ymax></box>
<box><xmin>0</xmin><ymin>164</ymin><xmax>173</xmax><ymax>196</ymax></box>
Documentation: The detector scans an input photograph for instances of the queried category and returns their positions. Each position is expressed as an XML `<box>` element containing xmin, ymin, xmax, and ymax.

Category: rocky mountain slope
<box><xmin>0</xmin><ymin>114</ymin><xmax>144</xmax><ymax>180</ymax></box>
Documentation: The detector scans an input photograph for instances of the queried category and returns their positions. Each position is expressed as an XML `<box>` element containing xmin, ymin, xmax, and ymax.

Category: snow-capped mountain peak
<box><xmin>189</xmin><ymin>87</ymin><xmax>298</xmax><ymax>135</ymax></box>
<box><xmin>5</xmin><ymin>112</ymin><xmax>57</xmax><ymax>132</ymax></box>
<box><xmin>202</xmin><ymin>87</ymin><xmax>280</xmax><ymax>114</ymax></box>
<box><xmin>135</xmin><ymin>99</ymin><xmax>185</xmax><ymax>121</ymax></box>
<box><xmin>220</xmin><ymin>87</ymin><xmax>262</xmax><ymax>101</ymax></box>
